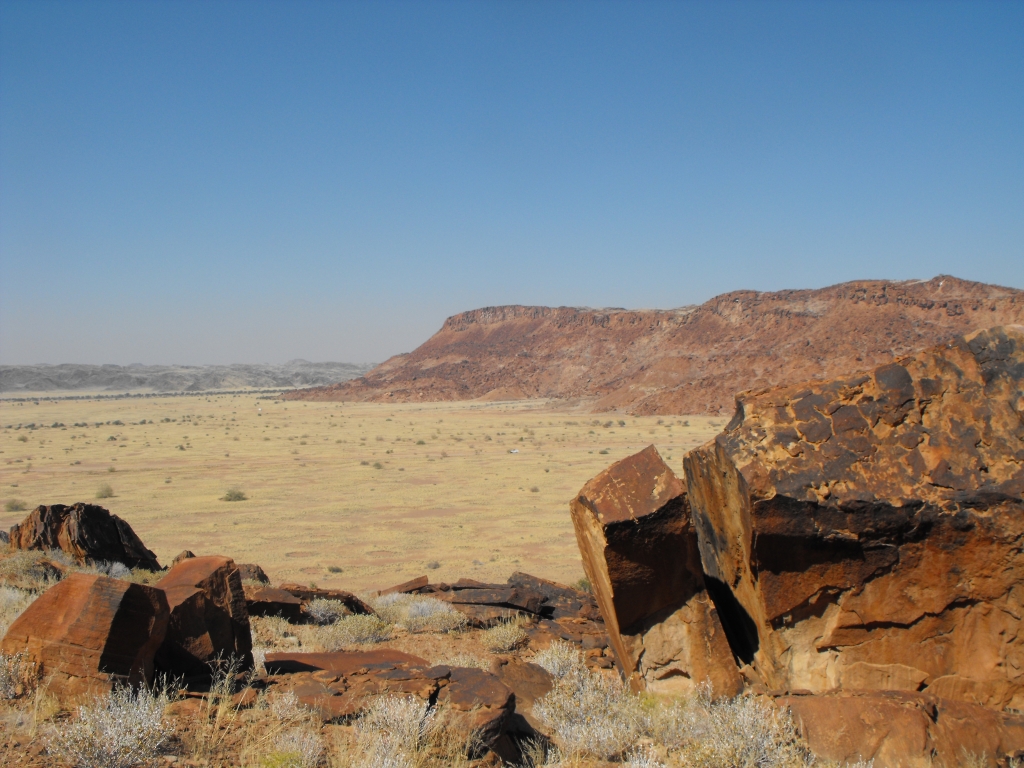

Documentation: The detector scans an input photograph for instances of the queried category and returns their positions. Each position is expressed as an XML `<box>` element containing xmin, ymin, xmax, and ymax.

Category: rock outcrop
<box><xmin>155</xmin><ymin>556</ymin><xmax>253</xmax><ymax>675</ymax></box>
<box><xmin>569</xmin><ymin>445</ymin><xmax>741</xmax><ymax>696</ymax></box>
<box><xmin>285</xmin><ymin>276</ymin><xmax>1024</xmax><ymax>415</ymax></box>
<box><xmin>0</xmin><ymin>573</ymin><xmax>168</xmax><ymax>699</ymax></box>
<box><xmin>8</xmin><ymin>503</ymin><xmax>160</xmax><ymax>570</ymax></box>
<box><xmin>682</xmin><ymin>325</ymin><xmax>1024</xmax><ymax>710</ymax></box>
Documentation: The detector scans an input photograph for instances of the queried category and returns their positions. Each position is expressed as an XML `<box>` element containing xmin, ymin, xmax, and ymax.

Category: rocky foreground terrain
<box><xmin>285</xmin><ymin>276</ymin><xmax>1024</xmax><ymax>415</ymax></box>
<box><xmin>1</xmin><ymin>325</ymin><xmax>1023</xmax><ymax>767</ymax></box>
<box><xmin>0</xmin><ymin>361</ymin><xmax>374</xmax><ymax>394</ymax></box>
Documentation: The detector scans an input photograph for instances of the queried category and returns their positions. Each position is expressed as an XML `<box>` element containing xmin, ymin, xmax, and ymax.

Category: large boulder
<box><xmin>0</xmin><ymin>573</ymin><xmax>168</xmax><ymax>700</ymax></box>
<box><xmin>682</xmin><ymin>326</ymin><xmax>1024</xmax><ymax>709</ymax></box>
<box><xmin>155</xmin><ymin>555</ymin><xmax>253</xmax><ymax>676</ymax></box>
<box><xmin>8</xmin><ymin>503</ymin><xmax>160</xmax><ymax>570</ymax></box>
<box><xmin>569</xmin><ymin>445</ymin><xmax>742</xmax><ymax>696</ymax></box>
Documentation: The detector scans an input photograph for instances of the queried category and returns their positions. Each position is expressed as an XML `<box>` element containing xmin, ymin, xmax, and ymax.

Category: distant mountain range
<box><xmin>0</xmin><ymin>360</ymin><xmax>375</xmax><ymax>394</ymax></box>
<box><xmin>284</xmin><ymin>275</ymin><xmax>1024</xmax><ymax>415</ymax></box>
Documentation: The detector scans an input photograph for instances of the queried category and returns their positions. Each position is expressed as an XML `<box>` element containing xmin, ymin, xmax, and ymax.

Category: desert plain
<box><xmin>0</xmin><ymin>392</ymin><xmax>721</xmax><ymax>590</ymax></box>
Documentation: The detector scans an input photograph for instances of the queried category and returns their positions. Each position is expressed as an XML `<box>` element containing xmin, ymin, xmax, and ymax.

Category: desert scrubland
<box><xmin>0</xmin><ymin>393</ymin><xmax>721</xmax><ymax>590</ymax></box>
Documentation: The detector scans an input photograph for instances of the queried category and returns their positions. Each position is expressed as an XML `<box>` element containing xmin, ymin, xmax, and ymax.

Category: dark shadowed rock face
<box><xmin>155</xmin><ymin>556</ymin><xmax>253</xmax><ymax>676</ymax></box>
<box><xmin>683</xmin><ymin>325</ymin><xmax>1024</xmax><ymax>709</ymax></box>
<box><xmin>569</xmin><ymin>445</ymin><xmax>741</xmax><ymax>696</ymax></box>
<box><xmin>8</xmin><ymin>503</ymin><xmax>160</xmax><ymax>570</ymax></box>
<box><xmin>0</xmin><ymin>573</ymin><xmax>169</xmax><ymax>701</ymax></box>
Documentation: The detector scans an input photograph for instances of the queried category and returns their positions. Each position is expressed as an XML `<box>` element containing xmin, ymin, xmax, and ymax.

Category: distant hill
<box><xmin>0</xmin><ymin>360</ymin><xmax>375</xmax><ymax>394</ymax></box>
<box><xmin>283</xmin><ymin>275</ymin><xmax>1024</xmax><ymax>415</ymax></box>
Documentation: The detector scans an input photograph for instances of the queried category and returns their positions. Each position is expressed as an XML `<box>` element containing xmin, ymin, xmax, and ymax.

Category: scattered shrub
<box><xmin>318</xmin><ymin>614</ymin><xmax>392</xmax><ymax>649</ymax></box>
<box><xmin>368</xmin><ymin>593</ymin><xmax>467</xmax><ymax>634</ymax></box>
<box><xmin>306</xmin><ymin>598</ymin><xmax>348</xmax><ymax>625</ymax></box>
<box><xmin>4</xmin><ymin>498</ymin><xmax>27</xmax><ymax>512</ymax></box>
<box><xmin>482</xmin><ymin>615</ymin><xmax>528</xmax><ymax>653</ymax></box>
<box><xmin>263</xmin><ymin>725</ymin><xmax>326</xmax><ymax>767</ymax></box>
<box><xmin>96</xmin><ymin>483</ymin><xmax>114</xmax><ymax>499</ymax></box>
<box><xmin>47</xmin><ymin>684</ymin><xmax>172</xmax><ymax>768</ymax></box>
<box><xmin>0</xmin><ymin>650</ymin><xmax>36</xmax><ymax>699</ymax></box>
<box><xmin>372</xmin><ymin>461</ymin><xmax>384</xmax><ymax>469</ymax></box>
<box><xmin>352</xmin><ymin>695</ymin><xmax>479</xmax><ymax>768</ymax></box>
<box><xmin>327</xmin><ymin>565</ymin><xmax>343</xmax><ymax>574</ymax></box>
<box><xmin>571</xmin><ymin>576</ymin><xmax>592</xmax><ymax>594</ymax></box>
<box><xmin>426</xmin><ymin>560</ymin><xmax>441</xmax><ymax>570</ymax></box>
<box><xmin>533</xmin><ymin>640</ymin><xmax>584</xmax><ymax>679</ymax></box>
<box><xmin>221</xmin><ymin>488</ymin><xmax>247</xmax><ymax>501</ymax></box>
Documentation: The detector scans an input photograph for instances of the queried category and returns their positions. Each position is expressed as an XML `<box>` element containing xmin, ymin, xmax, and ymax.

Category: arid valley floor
<box><xmin>0</xmin><ymin>393</ymin><xmax>721</xmax><ymax>590</ymax></box>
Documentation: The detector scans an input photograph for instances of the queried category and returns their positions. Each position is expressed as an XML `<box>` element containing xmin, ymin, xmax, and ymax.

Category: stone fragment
<box><xmin>683</xmin><ymin>326</ymin><xmax>1024</xmax><ymax>707</ymax></box>
<box><xmin>0</xmin><ymin>572</ymin><xmax>168</xmax><ymax>700</ymax></box>
<box><xmin>172</xmin><ymin>550</ymin><xmax>196</xmax><ymax>565</ymax></box>
<box><xmin>244</xmin><ymin>585</ymin><xmax>304</xmax><ymax>622</ymax></box>
<box><xmin>9</xmin><ymin>503</ymin><xmax>160</xmax><ymax>570</ymax></box>
<box><xmin>236</xmin><ymin>563</ymin><xmax>270</xmax><ymax>584</ymax></box>
<box><xmin>155</xmin><ymin>555</ymin><xmax>252</xmax><ymax>675</ymax></box>
<box><xmin>442</xmin><ymin>586</ymin><xmax>545</xmax><ymax>614</ymax></box>
<box><xmin>441</xmin><ymin>666</ymin><xmax>516</xmax><ymax>749</ymax></box>
<box><xmin>506</xmin><ymin>571</ymin><xmax>601</xmax><ymax>620</ymax></box>
<box><xmin>378</xmin><ymin>575</ymin><xmax>429</xmax><ymax>595</ymax></box>
<box><xmin>277</xmin><ymin>583</ymin><xmax>374</xmax><ymax>614</ymax></box>
<box><xmin>493</xmin><ymin>658</ymin><xmax>553</xmax><ymax>734</ymax></box>
<box><xmin>782</xmin><ymin>691</ymin><xmax>1024</xmax><ymax>768</ymax></box>
<box><xmin>569</xmin><ymin>444</ymin><xmax>742</xmax><ymax>696</ymax></box>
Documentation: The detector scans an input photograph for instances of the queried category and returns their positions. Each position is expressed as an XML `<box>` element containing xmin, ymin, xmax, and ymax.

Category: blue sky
<box><xmin>1</xmin><ymin>1</ymin><xmax>1021</xmax><ymax>365</ymax></box>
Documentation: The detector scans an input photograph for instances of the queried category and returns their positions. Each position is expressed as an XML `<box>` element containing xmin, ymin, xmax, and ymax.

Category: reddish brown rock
<box><xmin>172</xmin><ymin>550</ymin><xmax>196</xmax><ymax>565</ymax></box>
<box><xmin>8</xmin><ymin>503</ymin><xmax>160</xmax><ymax>570</ymax></box>
<box><xmin>277</xmin><ymin>583</ymin><xmax>374</xmax><ymax>615</ymax></box>
<box><xmin>236</xmin><ymin>563</ymin><xmax>270</xmax><ymax>584</ymax></box>
<box><xmin>441</xmin><ymin>666</ymin><xmax>516</xmax><ymax>749</ymax></box>
<box><xmin>493</xmin><ymin>658</ymin><xmax>553</xmax><ymax>735</ymax></box>
<box><xmin>506</xmin><ymin>572</ymin><xmax>601</xmax><ymax>621</ymax></box>
<box><xmin>782</xmin><ymin>691</ymin><xmax>1024</xmax><ymax>767</ymax></box>
<box><xmin>244</xmin><ymin>585</ymin><xmax>304</xmax><ymax>622</ymax></box>
<box><xmin>569</xmin><ymin>445</ymin><xmax>742</xmax><ymax>696</ymax></box>
<box><xmin>683</xmin><ymin>326</ymin><xmax>1024</xmax><ymax>708</ymax></box>
<box><xmin>0</xmin><ymin>573</ymin><xmax>168</xmax><ymax>700</ymax></box>
<box><xmin>155</xmin><ymin>555</ymin><xmax>252</xmax><ymax>675</ymax></box>
<box><xmin>377</xmin><ymin>575</ymin><xmax>429</xmax><ymax>595</ymax></box>
<box><xmin>264</xmin><ymin>649</ymin><xmax>428</xmax><ymax>676</ymax></box>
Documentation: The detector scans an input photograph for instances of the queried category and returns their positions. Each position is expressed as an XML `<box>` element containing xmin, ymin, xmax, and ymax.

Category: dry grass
<box><xmin>0</xmin><ymin>396</ymin><xmax>720</xmax><ymax>590</ymax></box>
<box><xmin>481</xmin><ymin>614</ymin><xmax>528</xmax><ymax>652</ymax></box>
<box><xmin>367</xmin><ymin>593</ymin><xmax>468</xmax><ymax>634</ymax></box>
<box><xmin>317</xmin><ymin>614</ymin><xmax>393</xmax><ymax>649</ymax></box>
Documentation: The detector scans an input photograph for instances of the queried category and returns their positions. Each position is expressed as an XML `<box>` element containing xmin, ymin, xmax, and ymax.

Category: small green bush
<box><xmin>4</xmin><ymin>499</ymin><xmax>27</xmax><ymax>513</ymax></box>
<box><xmin>96</xmin><ymin>484</ymin><xmax>114</xmax><ymax>499</ymax></box>
<box><xmin>221</xmin><ymin>489</ymin><xmax>247</xmax><ymax>502</ymax></box>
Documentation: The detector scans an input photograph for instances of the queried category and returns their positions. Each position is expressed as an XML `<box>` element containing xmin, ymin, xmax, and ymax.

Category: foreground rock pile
<box><xmin>570</xmin><ymin>325</ymin><xmax>1024</xmax><ymax>766</ymax></box>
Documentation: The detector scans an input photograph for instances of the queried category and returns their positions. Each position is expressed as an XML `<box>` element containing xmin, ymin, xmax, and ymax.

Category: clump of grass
<box><xmin>262</xmin><ymin>726</ymin><xmax>326</xmax><ymax>767</ymax></box>
<box><xmin>47</xmin><ymin>684</ymin><xmax>172</xmax><ymax>768</ymax></box>
<box><xmin>327</xmin><ymin>565</ymin><xmax>343</xmax><ymax>574</ymax></box>
<box><xmin>96</xmin><ymin>483</ymin><xmax>114</xmax><ymax>499</ymax></box>
<box><xmin>4</xmin><ymin>498</ymin><xmax>27</xmax><ymax>513</ymax></box>
<box><xmin>372</xmin><ymin>461</ymin><xmax>384</xmax><ymax>469</ymax></box>
<box><xmin>482</xmin><ymin>614</ymin><xmax>528</xmax><ymax>653</ymax></box>
<box><xmin>221</xmin><ymin>488</ymin><xmax>247</xmax><ymax>502</ymax></box>
<box><xmin>533</xmin><ymin>640</ymin><xmax>585</xmax><ymax>679</ymax></box>
<box><xmin>306</xmin><ymin>598</ymin><xmax>348</xmax><ymax>625</ymax></box>
<box><xmin>317</xmin><ymin>614</ymin><xmax>393</xmax><ymax>649</ymax></box>
<box><xmin>571</xmin><ymin>576</ymin><xmax>592</xmax><ymax>594</ymax></box>
<box><xmin>351</xmin><ymin>695</ymin><xmax>479</xmax><ymax>768</ymax></box>
<box><xmin>368</xmin><ymin>593</ymin><xmax>467</xmax><ymax>634</ymax></box>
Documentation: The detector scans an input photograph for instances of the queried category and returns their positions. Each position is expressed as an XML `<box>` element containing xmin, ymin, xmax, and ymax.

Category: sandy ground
<box><xmin>0</xmin><ymin>393</ymin><xmax>722</xmax><ymax>591</ymax></box>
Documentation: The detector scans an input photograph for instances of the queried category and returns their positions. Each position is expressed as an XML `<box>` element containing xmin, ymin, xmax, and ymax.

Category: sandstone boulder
<box><xmin>683</xmin><ymin>325</ymin><xmax>1024</xmax><ymax>709</ymax></box>
<box><xmin>8</xmin><ymin>503</ymin><xmax>160</xmax><ymax>570</ymax></box>
<box><xmin>155</xmin><ymin>555</ymin><xmax>252</xmax><ymax>676</ymax></box>
<box><xmin>237</xmin><ymin>563</ymin><xmax>270</xmax><ymax>584</ymax></box>
<box><xmin>244</xmin><ymin>585</ymin><xmax>304</xmax><ymax>622</ymax></box>
<box><xmin>0</xmin><ymin>572</ymin><xmax>168</xmax><ymax>700</ymax></box>
<box><xmin>569</xmin><ymin>445</ymin><xmax>741</xmax><ymax>696</ymax></box>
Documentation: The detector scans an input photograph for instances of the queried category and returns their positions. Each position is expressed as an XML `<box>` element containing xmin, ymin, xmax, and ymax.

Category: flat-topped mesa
<box><xmin>683</xmin><ymin>325</ymin><xmax>1024</xmax><ymax>708</ymax></box>
<box><xmin>569</xmin><ymin>445</ymin><xmax>741</xmax><ymax>696</ymax></box>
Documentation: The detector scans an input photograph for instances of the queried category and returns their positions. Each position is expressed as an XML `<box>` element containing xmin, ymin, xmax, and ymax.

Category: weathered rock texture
<box><xmin>569</xmin><ymin>445</ymin><xmax>741</xmax><ymax>696</ymax></box>
<box><xmin>8</xmin><ymin>503</ymin><xmax>160</xmax><ymax>570</ymax></box>
<box><xmin>682</xmin><ymin>326</ymin><xmax>1024</xmax><ymax>710</ymax></box>
<box><xmin>0</xmin><ymin>573</ymin><xmax>168</xmax><ymax>699</ymax></box>
<box><xmin>285</xmin><ymin>276</ymin><xmax>1024</xmax><ymax>415</ymax></box>
<box><xmin>155</xmin><ymin>556</ymin><xmax>253</xmax><ymax>675</ymax></box>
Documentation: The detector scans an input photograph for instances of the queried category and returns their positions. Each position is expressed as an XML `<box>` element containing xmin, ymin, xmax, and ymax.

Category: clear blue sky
<box><xmin>1</xmin><ymin>1</ymin><xmax>1021</xmax><ymax>365</ymax></box>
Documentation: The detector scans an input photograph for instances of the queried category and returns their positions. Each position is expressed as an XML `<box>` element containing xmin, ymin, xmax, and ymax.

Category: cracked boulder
<box><xmin>8</xmin><ymin>503</ymin><xmax>160</xmax><ymax>570</ymax></box>
<box><xmin>569</xmin><ymin>444</ymin><xmax>742</xmax><ymax>696</ymax></box>
<box><xmin>683</xmin><ymin>325</ymin><xmax>1024</xmax><ymax>710</ymax></box>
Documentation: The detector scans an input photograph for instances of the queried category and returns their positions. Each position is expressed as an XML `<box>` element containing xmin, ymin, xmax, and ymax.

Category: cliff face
<box><xmin>285</xmin><ymin>275</ymin><xmax>1024</xmax><ymax>415</ymax></box>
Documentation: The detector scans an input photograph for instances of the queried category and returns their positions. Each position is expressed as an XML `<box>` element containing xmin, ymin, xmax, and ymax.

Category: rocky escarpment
<box><xmin>285</xmin><ymin>276</ymin><xmax>1024</xmax><ymax>415</ymax></box>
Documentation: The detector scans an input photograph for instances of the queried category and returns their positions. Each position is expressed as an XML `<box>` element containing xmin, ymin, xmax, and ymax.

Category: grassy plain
<box><xmin>0</xmin><ymin>393</ymin><xmax>721</xmax><ymax>591</ymax></box>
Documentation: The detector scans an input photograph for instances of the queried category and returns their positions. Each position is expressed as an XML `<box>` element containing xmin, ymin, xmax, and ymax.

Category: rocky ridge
<box><xmin>284</xmin><ymin>275</ymin><xmax>1024</xmax><ymax>415</ymax></box>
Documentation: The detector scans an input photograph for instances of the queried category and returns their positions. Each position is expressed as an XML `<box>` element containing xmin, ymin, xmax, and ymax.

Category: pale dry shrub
<box><xmin>625</xmin><ymin>744</ymin><xmax>666</xmax><ymax>768</ymax></box>
<box><xmin>262</xmin><ymin>725</ymin><xmax>326</xmax><ymax>767</ymax></box>
<box><xmin>368</xmin><ymin>592</ymin><xmax>467</xmax><ymax>634</ymax></box>
<box><xmin>306</xmin><ymin>598</ymin><xmax>349</xmax><ymax>625</ymax></box>
<box><xmin>0</xmin><ymin>650</ymin><xmax>36</xmax><ymax>699</ymax></box>
<box><xmin>47</xmin><ymin>684</ymin><xmax>172</xmax><ymax>768</ymax></box>
<box><xmin>482</xmin><ymin>615</ymin><xmax>528</xmax><ymax>653</ymax></box>
<box><xmin>429</xmin><ymin>651</ymin><xmax>489</xmax><ymax>670</ymax></box>
<box><xmin>534</xmin><ymin>662</ymin><xmax>646</xmax><ymax>759</ymax></box>
<box><xmin>317</xmin><ymin>614</ymin><xmax>392</xmax><ymax>649</ymax></box>
<box><xmin>650</xmin><ymin>683</ymin><xmax>813</xmax><ymax>768</ymax></box>
<box><xmin>251</xmin><ymin>614</ymin><xmax>300</xmax><ymax>651</ymax></box>
<box><xmin>0</xmin><ymin>549</ymin><xmax>67</xmax><ymax>592</ymax></box>
<box><xmin>345</xmin><ymin>695</ymin><xmax>478</xmax><ymax>768</ymax></box>
<box><xmin>533</xmin><ymin>640</ymin><xmax>584</xmax><ymax>679</ymax></box>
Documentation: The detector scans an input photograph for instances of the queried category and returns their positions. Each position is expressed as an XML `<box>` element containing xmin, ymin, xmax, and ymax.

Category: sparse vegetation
<box><xmin>368</xmin><ymin>592</ymin><xmax>468</xmax><ymax>634</ymax></box>
<box><xmin>317</xmin><ymin>613</ymin><xmax>393</xmax><ymax>648</ymax></box>
<box><xmin>222</xmin><ymin>488</ymin><xmax>248</xmax><ymax>501</ymax></box>
<box><xmin>305</xmin><ymin>597</ymin><xmax>348</xmax><ymax>625</ymax></box>
<box><xmin>96</xmin><ymin>483</ymin><xmax>114</xmax><ymax>499</ymax></box>
<box><xmin>482</xmin><ymin>614</ymin><xmax>527</xmax><ymax>652</ymax></box>
<box><xmin>4</xmin><ymin>498</ymin><xmax>27</xmax><ymax>512</ymax></box>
